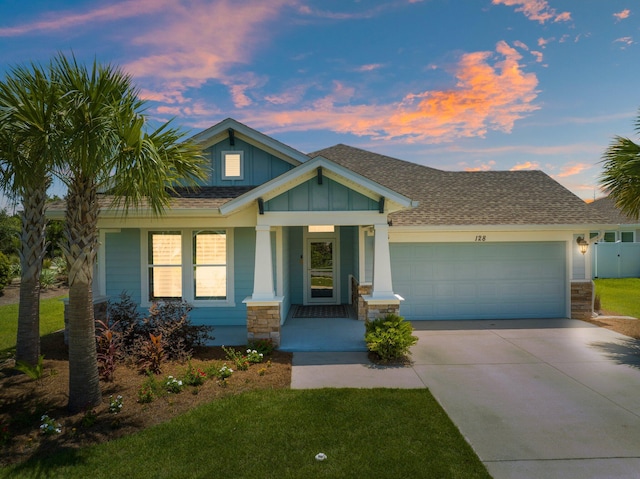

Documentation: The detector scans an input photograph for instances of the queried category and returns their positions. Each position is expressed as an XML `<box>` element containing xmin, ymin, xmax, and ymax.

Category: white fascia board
<box><xmin>389</xmin><ymin>223</ymin><xmax>619</xmax><ymax>233</ymax></box>
<box><xmin>189</xmin><ymin>118</ymin><xmax>308</xmax><ymax>167</ymax></box>
<box><xmin>220</xmin><ymin>156</ymin><xmax>414</xmax><ymax>216</ymax></box>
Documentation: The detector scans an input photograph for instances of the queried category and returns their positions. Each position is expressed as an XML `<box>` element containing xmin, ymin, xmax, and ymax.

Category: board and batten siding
<box><xmin>266</xmin><ymin>177</ymin><xmax>379</xmax><ymax>212</ymax></box>
<box><xmin>205</xmin><ymin>137</ymin><xmax>294</xmax><ymax>187</ymax></box>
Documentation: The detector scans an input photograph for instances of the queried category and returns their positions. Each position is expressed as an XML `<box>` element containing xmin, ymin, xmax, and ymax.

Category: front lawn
<box><xmin>3</xmin><ymin>388</ymin><xmax>490</xmax><ymax>479</ymax></box>
<box><xmin>0</xmin><ymin>295</ymin><xmax>66</xmax><ymax>352</ymax></box>
<box><xmin>594</xmin><ymin>278</ymin><xmax>640</xmax><ymax>318</ymax></box>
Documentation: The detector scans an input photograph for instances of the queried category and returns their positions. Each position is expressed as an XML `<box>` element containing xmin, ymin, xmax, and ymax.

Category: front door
<box><xmin>305</xmin><ymin>238</ymin><xmax>338</xmax><ymax>304</ymax></box>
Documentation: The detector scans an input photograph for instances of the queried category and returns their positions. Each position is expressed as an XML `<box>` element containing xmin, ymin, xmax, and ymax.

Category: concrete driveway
<box><xmin>291</xmin><ymin>319</ymin><xmax>640</xmax><ymax>479</ymax></box>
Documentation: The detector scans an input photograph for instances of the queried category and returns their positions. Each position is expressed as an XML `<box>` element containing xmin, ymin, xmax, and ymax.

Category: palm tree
<box><xmin>0</xmin><ymin>61</ymin><xmax>61</xmax><ymax>366</ymax></box>
<box><xmin>601</xmin><ymin>111</ymin><xmax>640</xmax><ymax>219</ymax></box>
<box><xmin>52</xmin><ymin>54</ymin><xmax>207</xmax><ymax>412</ymax></box>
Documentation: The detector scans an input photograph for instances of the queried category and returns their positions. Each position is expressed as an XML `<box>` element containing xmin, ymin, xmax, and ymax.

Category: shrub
<box><xmin>182</xmin><ymin>361</ymin><xmax>207</xmax><ymax>386</ymax></box>
<box><xmin>96</xmin><ymin>319</ymin><xmax>122</xmax><ymax>382</ymax></box>
<box><xmin>14</xmin><ymin>354</ymin><xmax>45</xmax><ymax>380</ymax></box>
<box><xmin>247</xmin><ymin>338</ymin><xmax>275</xmax><ymax>356</ymax></box>
<box><xmin>0</xmin><ymin>252</ymin><xmax>11</xmax><ymax>293</ymax></box>
<box><xmin>365</xmin><ymin>314</ymin><xmax>418</xmax><ymax>362</ymax></box>
<box><xmin>105</xmin><ymin>293</ymin><xmax>214</xmax><ymax>366</ymax></box>
<box><xmin>39</xmin><ymin>268</ymin><xmax>57</xmax><ymax>289</ymax></box>
<box><xmin>222</xmin><ymin>346</ymin><xmax>249</xmax><ymax>371</ymax></box>
<box><xmin>137</xmin><ymin>333</ymin><xmax>166</xmax><ymax>374</ymax></box>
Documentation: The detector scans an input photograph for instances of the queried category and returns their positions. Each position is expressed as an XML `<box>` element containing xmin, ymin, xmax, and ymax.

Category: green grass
<box><xmin>2</xmin><ymin>388</ymin><xmax>490</xmax><ymax>479</ymax></box>
<box><xmin>594</xmin><ymin>278</ymin><xmax>640</xmax><ymax>318</ymax></box>
<box><xmin>0</xmin><ymin>295</ymin><xmax>66</xmax><ymax>351</ymax></box>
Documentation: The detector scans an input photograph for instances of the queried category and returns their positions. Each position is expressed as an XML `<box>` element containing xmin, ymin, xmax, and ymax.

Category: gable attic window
<box><xmin>222</xmin><ymin>151</ymin><xmax>244</xmax><ymax>180</ymax></box>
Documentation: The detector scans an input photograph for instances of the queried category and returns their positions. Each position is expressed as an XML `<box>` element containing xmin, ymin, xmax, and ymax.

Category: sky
<box><xmin>0</xmin><ymin>0</ymin><xmax>639</xmax><ymax>210</ymax></box>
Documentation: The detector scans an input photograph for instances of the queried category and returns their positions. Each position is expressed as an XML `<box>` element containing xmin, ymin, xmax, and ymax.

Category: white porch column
<box><xmin>372</xmin><ymin>222</ymin><xmax>395</xmax><ymax>299</ymax></box>
<box><xmin>252</xmin><ymin>225</ymin><xmax>275</xmax><ymax>300</ymax></box>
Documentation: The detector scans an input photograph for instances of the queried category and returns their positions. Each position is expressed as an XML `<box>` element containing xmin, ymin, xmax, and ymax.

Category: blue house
<box><xmin>51</xmin><ymin>118</ymin><xmax>608</xmax><ymax>346</ymax></box>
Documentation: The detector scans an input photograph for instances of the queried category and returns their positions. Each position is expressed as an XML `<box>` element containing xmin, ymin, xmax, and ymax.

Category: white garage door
<box><xmin>391</xmin><ymin>242</ymin><xmax>566</xmax><ymax>320</ymax></box>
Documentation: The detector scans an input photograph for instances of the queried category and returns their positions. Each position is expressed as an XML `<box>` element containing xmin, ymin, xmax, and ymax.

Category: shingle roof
<box><xmin>310</xmin><ymin>144</ymin><xmax>608</xmax><ymax>226</ymax></box>
<box><xmin>589</xmin><ymin>196</ymin><xmax>639</xmax><ymax>224</ymax></box>
<box><xmin>47</xmin><ymin>186</ymin><xmax>255</xmax><ymax>214</ymax></box>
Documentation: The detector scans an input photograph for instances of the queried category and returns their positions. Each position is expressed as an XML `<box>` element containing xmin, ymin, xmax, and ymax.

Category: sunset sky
<box><xmin>1</xmin><ymin>0</ymin><xmax>639</xmax><ymax>209</ymax></box>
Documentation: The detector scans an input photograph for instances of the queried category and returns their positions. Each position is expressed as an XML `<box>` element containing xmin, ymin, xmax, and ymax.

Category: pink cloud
<box><xmin>0</xmin><ymin>0</ymin><xmax>174</xmax><ymax>36</ymax></box>
<box><xmin>554</xmin><ymin>163</ymin><xmax>592</xmax><ymax>178</ymax></box>
<box><xmin>510</xmin><ymin>161</ymin><xmax>540</xmax><ymax>171</ymax></box>
<box><xmin>243</xmin><ymin>41</ymin><xmax>539</xmax><ymax>143</ymax></box>
<box><xmin>492</xmin><ymin>0</ymin><xmax>571</xmax><ymax>24</ymax></box>
<box><xmin>355</xmin><ymin>64</ymin><xmax>384</xmax><ymax>72</ymax></box>
<box><xmin>463</xmin><ymin>161</ymin><xmax>496</xmax><ymax>171</ymax></box>
<box><xmin>614</xmin><ymin>36</ymin><xmax>634</xmax><ymax>47</ymax></box>
<box><xmin>614</xmin><ymin>9</ymin><xmax>631</xmax><ymax>21</ymax></box>
<box><xmin>538</xmin><ymin>37</ymin><xmax>553</xmax><ymax>48</ymax></box>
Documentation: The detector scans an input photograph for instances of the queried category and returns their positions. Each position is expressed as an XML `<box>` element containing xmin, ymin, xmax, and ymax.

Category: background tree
<box><xmin>0</xmin><ymin>61</ymin><xmax>61</xmax><ymax>365</ymax></box>
<box><xmin>52</xmin><ymin>54</ymin><xmax>207</xmax><ymax>412</ymax></box>
<box><xmin>0</xmin><ymin>209</ymin><xmax>20</xmax><ymax>257</ymax></box>
<box><xmin>601</xmin><ymin>110</ymin><xmax>640</xmax><ymax>219</ymax></box>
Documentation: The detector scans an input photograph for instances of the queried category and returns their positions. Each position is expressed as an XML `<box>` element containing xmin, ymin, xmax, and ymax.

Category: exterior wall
<box><xmin>265</xmin><ymin>177</ymin><xmax>379</xmax><ymax>212</ymax></box>
<box><xmin>102</xmin><ymin>226</ymin><xmax>256</xmax><ymax>327</ymax></box>
<box><xmin>204</xmin><ymin>137</ymin><xmax>293</xmax><ymax>187</ymax></box>
<box><xmin>105</xmin><ymin>229</ymin><xmax>142</xmax><ymax>304</ymax></box>
<box><xmin>570</xmin><ymin>280</ymin><xmax>594</xmax><ymax>320</ymax></box>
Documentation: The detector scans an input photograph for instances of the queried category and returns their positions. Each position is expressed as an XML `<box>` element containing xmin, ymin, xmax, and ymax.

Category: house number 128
<box><xmin>474</xmin><ymin>235</ymin><xmax>486</xmax><ymax>242</ymax></box>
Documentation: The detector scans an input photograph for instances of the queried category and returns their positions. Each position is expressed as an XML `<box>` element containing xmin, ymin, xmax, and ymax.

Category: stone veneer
<box><xmin>363</xmin><ymin>301</ymin><xmax>400</xmax><ymax>322</ymax></box>
<box><xmin>571</xmin><ymin>280</ymin><xmax>594</xmax><ymax>320</ymax></box>
<box><xmin>246</xmin><ymin>303</ymin><xmax>281</xmax><ymax>346</ymax></box>
<box><xmin>350</xmin><ymin>276</ymin><xmax>372</xmax><ymax>321</ymax></box>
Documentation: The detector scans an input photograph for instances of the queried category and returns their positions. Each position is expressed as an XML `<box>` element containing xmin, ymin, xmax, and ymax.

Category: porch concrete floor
<box><xmin>208</xmin><ymin>316</ymin><xmax>366</xmax><ymax>352</ymax></box>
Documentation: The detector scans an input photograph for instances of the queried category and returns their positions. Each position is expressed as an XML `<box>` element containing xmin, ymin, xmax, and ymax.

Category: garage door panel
<box><xmin>391</xmin><ymin>242</ymin><xmax>566</xmax><ymax>320</ymax></box>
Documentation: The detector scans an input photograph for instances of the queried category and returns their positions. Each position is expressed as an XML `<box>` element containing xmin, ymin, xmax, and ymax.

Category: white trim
<box><xmin>140</xmin><ymin>228</ymin><xmax>235</xmax><ymax>308</ymax></box>
<box><xmin>221</xmin><ymin>150</ymin><xmax>244</xmax><ymax>180</ymax></box>
<box><xmin>275</xmin><ymin>226</ymin><xmax>284</xmax><ymax>297</ymax></box>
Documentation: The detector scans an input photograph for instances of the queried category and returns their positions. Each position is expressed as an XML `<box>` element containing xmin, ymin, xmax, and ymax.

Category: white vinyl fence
<box><xmin>592</xmin><ymin>242</ymin><xmax>640</xmax><ymax>278</ymax></box>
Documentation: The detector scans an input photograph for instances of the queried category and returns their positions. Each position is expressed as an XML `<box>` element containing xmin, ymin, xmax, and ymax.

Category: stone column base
<box><xmin>362</xmin><ymin>295</ymin><xmax>402</xmax><ymax>322</ymax></box>
<box><xmin>243</xmin><ymin>298</ymin><xmax>283</xmax><ymax>347</ymax></box>
<box><xmin>571</xmin><ymin>280</ymin><xmax>594</xmax><ymax>320</ymax></box>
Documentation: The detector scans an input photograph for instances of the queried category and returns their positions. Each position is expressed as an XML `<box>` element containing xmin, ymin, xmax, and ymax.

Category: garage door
<box><xmin>391</xmin><ymin>242</ymin><xmax>566</xmax><ymax>320</ymax></box>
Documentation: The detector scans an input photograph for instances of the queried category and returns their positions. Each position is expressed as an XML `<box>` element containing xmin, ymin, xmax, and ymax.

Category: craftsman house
<box><xmin>53</xmin><ymin>118</ymin><xmax>609</xmax><ymax>345</ymax></box>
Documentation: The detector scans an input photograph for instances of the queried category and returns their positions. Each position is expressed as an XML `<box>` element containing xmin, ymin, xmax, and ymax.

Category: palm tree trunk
<box><xmin>15</xmin><ymin>183</ymin><xmax>48</xmax><ymax>366</ymax></box>
<box><xmin>63</xmin><ymin>176</ymin><xmax>101</xmax><ymax>412</ymax></box>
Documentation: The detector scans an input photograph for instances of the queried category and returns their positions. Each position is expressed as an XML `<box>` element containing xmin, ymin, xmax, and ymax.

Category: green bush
<box><xmin>365</xmin><ymin>313</ymin><xmax>418</xmax><ymax>362</ymax></box>
<box><xmin>0</xmin><ymin>252</ymin><xmax>11</xmax><ymax>293</ymax></box>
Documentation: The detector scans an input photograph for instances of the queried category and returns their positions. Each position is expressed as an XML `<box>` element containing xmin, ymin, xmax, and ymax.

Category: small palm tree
<box><xmin>0</xmin><ymin>61</ymin><xmax>61</xmax><ymax>366</ymax></box>
<box><xmin>52</xmin><ymin>54</ymin><xmax>207</xmax><ymax>412</ymax></box>
<box><xmin>601</xmin><ymin>110</ymin><xmax>640</xmax><ymax>219</ymax></box>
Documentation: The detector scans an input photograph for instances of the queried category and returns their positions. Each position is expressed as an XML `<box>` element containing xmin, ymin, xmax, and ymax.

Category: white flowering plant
<box><xmin>246</xmin><ymin>349</ymin><xmax>264</xmax><ymax>364</ymax></box>
<box><xmin>40</xmin><ymin>415</ymin><xmax>62</xmax><ymax>435</ymax></box>
<box><xmin>108</xmin><ymin>395</ymin><xmax>123</xmax><ymax>414</ymax></box>
<box><xmin>218</xmin><ymin>364</ymin><xmax>233</xmax><ymax>380</ymax></box>
<box><xmin>164</xmin><ymin>376</ymin><xmax>184</xmax><ymax>393</ymax></box>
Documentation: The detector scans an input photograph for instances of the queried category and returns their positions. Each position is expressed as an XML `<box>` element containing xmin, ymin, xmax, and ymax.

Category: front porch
<box><xmin>211</xmin><ymin>305</ymin><xmax>367</xmax><ymax>352</ymax></box>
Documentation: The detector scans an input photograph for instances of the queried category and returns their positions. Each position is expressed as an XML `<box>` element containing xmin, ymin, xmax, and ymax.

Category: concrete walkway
<box><xmin>291</xmin><ymin>319</ymin><xmax>640</xmax><ymax>479</ymax></box>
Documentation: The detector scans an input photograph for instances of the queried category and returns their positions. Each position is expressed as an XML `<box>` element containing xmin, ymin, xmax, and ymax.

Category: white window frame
<box><xmin>621</xmin><ymin>231</ymin><xmax>635</xmax><ymax>242</ymax></box>
<box><xmin>141</xmin><ymin>228</ymin><xmax>235</xmax><ymax>307</ymax></box>
<box><xmin>221</xmin><ymin>151</ymin><xmax>244</xmax><ymax>180</ymax></box>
